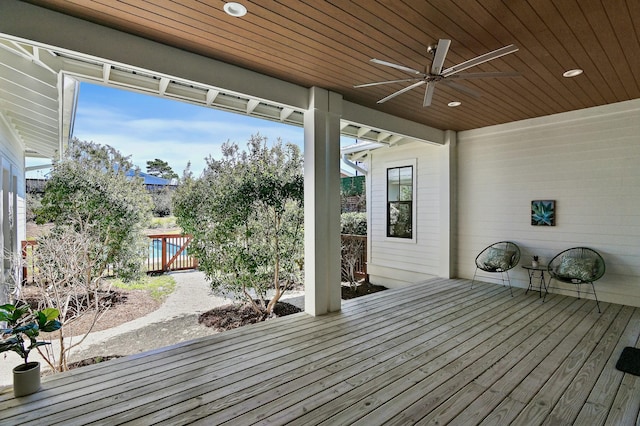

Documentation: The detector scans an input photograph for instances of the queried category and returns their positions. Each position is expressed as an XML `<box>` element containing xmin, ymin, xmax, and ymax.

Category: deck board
<box><xmin>1</xmin><ymin>278</ymin><xmax>639</xmax><ymax>425</ymax></box>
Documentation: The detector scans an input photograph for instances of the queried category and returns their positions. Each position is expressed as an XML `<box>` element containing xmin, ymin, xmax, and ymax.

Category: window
<box><xmin>387</xmin><ymin>165</ymin><xmax>413</xmax><ymax>238</ymax></box>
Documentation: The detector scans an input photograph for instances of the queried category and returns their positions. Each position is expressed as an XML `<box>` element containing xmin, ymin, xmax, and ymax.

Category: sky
<box><xmin>26</xmin><ymin>82</ymin><xmax>356</xmax><ymax>179</ymax></box>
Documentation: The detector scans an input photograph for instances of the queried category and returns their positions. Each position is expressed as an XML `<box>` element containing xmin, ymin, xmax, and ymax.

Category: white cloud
<box><xmin>73</xmin><ymin>104</ymin><xmax>304</xmax><ymax>175</ymax></box>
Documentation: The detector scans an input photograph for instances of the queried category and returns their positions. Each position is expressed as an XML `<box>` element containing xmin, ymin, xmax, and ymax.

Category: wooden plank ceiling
<box><xmin>25</xmin><ymin>0</ymin><xmax>640</xmax><ymax>131</ymax></box>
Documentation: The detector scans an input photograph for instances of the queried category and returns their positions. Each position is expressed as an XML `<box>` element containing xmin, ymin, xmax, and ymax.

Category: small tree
<box><xmin>173</xmin><ymin>134</ymin><xmax>304</xmax><ymax>315</ymax></box>
<box><xmin>146</xmin><ymin>158</ymin><xmax>178</xmax><ymax>181</ymax></box>
<box><xmin>150</xmin><ymin>187</ymin><xmax>173</xmax><ymax>217</ymax></box>
<box><xmin>340</xmin><ymin>212</ymin><xmax>367</xmax><ymax>289</ymax></box>
<box><xmin>29</xmin><ymin>138</ymin><xmax>153</xmax><ymax>371</ymax></box>
<box><xmin>38</xmin><ymin>138</ymin><xmax>152</xmax><ymax>282</ymax></box>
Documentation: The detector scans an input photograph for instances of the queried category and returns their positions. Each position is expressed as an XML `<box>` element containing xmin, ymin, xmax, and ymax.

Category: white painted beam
<box><xmin>377</xmin><ymin>132</ymin><xmax>391</xmax><ymax>142</ymax></box>
<box><xmin>304</xmin><ymin>87</ymin><xmax>342</xmax><ymax>316</ymax></box>
<box><xmin>102</xmin><ymin>63</ymin><xmax>111</xmax><ymax>83</ymax></box>
<box><xmin>280</xmin><ymin>107</ymin><xmax>294</xmax><ymax>121</ymax></box>
<box><xmin>246</xmin><ymin>99</ymin><xmax>260</xmax><ymax>115</ymax></box>
<box><xmin>0</xmin><ymin>0</ymin><xmax>310</xmax><ymax>111</ymax></box>
<box><xmin>357</xmin><ymin>126</ymin><xmax>371</xmax><ymax>138</ymax></box>
<box><xmin>389</xmin><ymin>135</ymin><xmax>404</xmax><ymax>146</ymax></box>
<box><xmin>158</xmin><ymin>77</ymin><xmax>170</xmax><ymax>96</ymax></box>
<box><xmin>440</xmin><ymin>130</ymin><xmax>455</xmax><ymax>278</ymax></box>
<box><xmin>342</xmin><ymin>100</ymin><xmax>444</xmax><ymax>145</ymax></box>
<box><xmin>205</xmin><ymin>89</ymin><xmax>219</xmax><ymax>105</ymax></box>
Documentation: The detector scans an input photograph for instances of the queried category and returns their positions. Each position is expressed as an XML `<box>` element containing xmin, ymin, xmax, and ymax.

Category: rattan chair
<box><xmin>471</xmin><ymin>241</ymin><xmax>521</xmax><ymax>296</ymax></box>
<box><xmin>545</xmin><ymin>247</ymin><xmax>605</xmax><ymax>312</ymax></box>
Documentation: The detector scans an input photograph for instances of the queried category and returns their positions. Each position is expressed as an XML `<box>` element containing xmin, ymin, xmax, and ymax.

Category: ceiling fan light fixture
<box><xmin>357</xmin><ymin>39</ymin><xmax>520</xmax><ymax>107</ymax></box>
<box><xmin>448</xmin><ymin>101</ymin><xmax>462</xmax><ymax>107</ymax></box>
<box><xmin>224</xmin><ymin>2</ymin><xmax>247</xmax><ymax>17</ymax></box>
<box><xmin>563</xmin><ymin>69</ymin><xmax>583</xmax><ymax>78</ymax></box>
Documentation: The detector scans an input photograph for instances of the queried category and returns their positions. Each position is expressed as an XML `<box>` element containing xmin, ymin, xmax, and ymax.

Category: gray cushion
<box><xmin>557</xmin><ymin>256</ymin><xmax>596</xmax><ymax>282</ymax></box>
<box><xmin>484</xmin><ymin>248</ymin><xmax>515</xmax><ymax>271</ymax></box>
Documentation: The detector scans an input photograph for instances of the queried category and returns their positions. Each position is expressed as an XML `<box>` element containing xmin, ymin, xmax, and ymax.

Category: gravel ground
<box><xmin>0</xmin><ymin>271</ymin><xmax>305</xmax><ymax>386</ymax></box>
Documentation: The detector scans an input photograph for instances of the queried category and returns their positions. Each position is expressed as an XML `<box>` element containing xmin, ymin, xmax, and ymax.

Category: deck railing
<box><xmin>21</xmin><ymin>233</ymin><xmax>198</xmax><ymax>283</ymax></box>
<box><xmin>23</xmin><ymin>234</ymin><xmax>364</xmax><ymax>282</ymax></box>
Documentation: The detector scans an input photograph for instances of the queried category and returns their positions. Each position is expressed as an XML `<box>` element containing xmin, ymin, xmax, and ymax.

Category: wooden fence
<box><xmin>22</xmin><ymin>234</ymin><xmax>366</xmax><ymax>283</ymax></box>
<box><xmin>21</xmin><ymin>234</ymin><xmax>198</xmax><ymax>283</ymax></box>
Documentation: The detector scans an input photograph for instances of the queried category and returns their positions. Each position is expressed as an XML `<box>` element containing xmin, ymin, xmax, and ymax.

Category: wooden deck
<box><xmin>1</xmin><ymin>278</ymin><xmax>640</xmax><ymax>425</ymax></box>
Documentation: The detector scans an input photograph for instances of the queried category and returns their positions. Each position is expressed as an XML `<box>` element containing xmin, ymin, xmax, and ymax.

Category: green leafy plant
<box><xmin>37</xmin><ymin>138</ymin><xmax>153</xmax><ymax>282</ymax></box>
<box><xmin>173</xmin><ymin>134</ymin><xmax>304</xmax><ymax>315</ymax></box>
<box><xmin>0</xmin><ymin>304</ymin><xmax>62</xmax><ymax>365</ymax></box>
<box><xmin>341</xmin><ymin>212</ymin><xmax>367</xmax><ymax>235</ymax></box>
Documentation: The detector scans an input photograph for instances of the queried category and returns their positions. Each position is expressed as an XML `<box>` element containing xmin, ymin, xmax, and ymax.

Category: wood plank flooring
<box><xmin>1</xmin><ymin>278</ymin><xmax>639</xmax><ymax>425</ymax></box>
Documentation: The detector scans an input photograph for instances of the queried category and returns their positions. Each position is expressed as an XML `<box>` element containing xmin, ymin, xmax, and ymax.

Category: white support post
<box><xmin>304</xmin><ymin>87</ymin><xmax>342</xmax><ymax>316</ymax></box>
<box><xmin>439</xmin><ymin>130</ymin><xmax>456</xmax><ymax>278</ymax></box>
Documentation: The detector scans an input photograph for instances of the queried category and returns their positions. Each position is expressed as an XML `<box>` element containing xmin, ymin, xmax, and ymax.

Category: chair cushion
<box><xmin>557</xmin><ymin>256</ymin><xmax>596</xmax><ymax>282</ymax></box>
<box><xmin>484</xmin><ymin>248</ymin><xmax>515</xmax><ymax>271</ymax></box>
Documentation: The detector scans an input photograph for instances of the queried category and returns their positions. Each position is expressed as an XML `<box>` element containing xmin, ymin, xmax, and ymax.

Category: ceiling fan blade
<box><xmin>423</xmin><ymin>81</ymin><xmax>436</xmax><ymax>107</ymax></box>
<box><xmin>377</xmin><ymin>80</ymin><xmax>426</xmax><ymax>103</ymax></box>
<box><xmin>430</xmin><ymin>39</ymin><xmax>451</xmax><ymax>75</ymax></box>
<box><xmin>441</xmin><ymin>80</ymin><xmax>482</xmax><ymax>98</ymax></box>
<box><xmin>447</xmin><ymin>71</ymin><xmax>521</xmax><ymax>80</ymax></box>
<box><xmin>370</xmin><ymin>58</ymin><xmax>425</xmax><ymax>76</ymax></box>
<box><xmin>441</xmin><ymin>44</ymin><xmax>518</xmax><ymax>77</ymax></box>
<box><xmin>354</xmin><ymin>78</ymin><xmax>420</xmax><ymax>88</ymax></box>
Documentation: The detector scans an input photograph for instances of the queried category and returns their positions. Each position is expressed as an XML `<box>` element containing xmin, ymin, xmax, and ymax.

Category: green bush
<box><xmin>341</xmin><ymin>212</ymin><xmax>367</xmax><ymax>235</ymax></box>
<box><xmin>173</xmin><ymin>135</ymin><xmax>304</xmax><ymax>315</ymax></box>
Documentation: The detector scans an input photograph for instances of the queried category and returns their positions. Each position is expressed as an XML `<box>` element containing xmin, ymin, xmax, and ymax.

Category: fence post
<box><xmin>161</xmin><ymin>237</ymin><xmax>167</xmax><ymax>271</ymax></box>
<box><xmin>21</xmin><ymin>240</ymin><xmax>27</xmax><ymax>284</ymax></box>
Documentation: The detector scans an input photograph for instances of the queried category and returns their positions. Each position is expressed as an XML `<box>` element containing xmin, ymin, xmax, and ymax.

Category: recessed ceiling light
<box><xmin>563</xmin><ymin>69</ymin><xmax>583</xmax><ymax>78</ymax></box>
<box><xmin>224</xmin><ymin>2</ymin><xmax>247</xmax><ymax>17</ymax></box>
<box><xmin>448</xmin><ymin>101</ymin><xmax>462</xmax><ymax>107</ymax></box>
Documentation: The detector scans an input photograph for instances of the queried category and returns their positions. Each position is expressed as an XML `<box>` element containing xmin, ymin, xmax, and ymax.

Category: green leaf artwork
<box><xmin>531</xmin><ymin>200</ymin><xmax>555</xmax><ymax>226</ymax></box>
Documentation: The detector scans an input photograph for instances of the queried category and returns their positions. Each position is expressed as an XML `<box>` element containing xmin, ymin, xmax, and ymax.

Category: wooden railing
<box><xmin>21</xmin><ymin>234</ymin><xmax>198</xmax><ymax>283</ymax></box>
<box><xmin>341</xmin><ymin>234</ymin><xmax>368</xmax><ymax>282</ymax></box>
<box><xmin>23</xmin><ymin>234</ymin><xmax>364</xmax><ymax>282</ymax></box>
<box><xmin>146</xmin><ymin>234</ymin><xmax>198</xmax><ymax>273</ymax></box>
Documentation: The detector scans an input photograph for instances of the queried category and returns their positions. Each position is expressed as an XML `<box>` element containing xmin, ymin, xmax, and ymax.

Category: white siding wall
<box><xmin>457</xmin><ymin>99</ymin><xmax>640</xmax><ymax>306</ymax></box>
<box><xmin>367</xmin><ymin>142</ymin><xmax>443</xmax><ymax>287</ymax></box>
<box><xmin>0</xmin><ymin>116</ymin><xmax>26</xmax><ymax>305</ymax></box>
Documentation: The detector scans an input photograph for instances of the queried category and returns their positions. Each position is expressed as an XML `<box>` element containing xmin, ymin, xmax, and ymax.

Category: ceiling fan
<box><xmin>355</xmin><ymin>39</ymin><xmax>519</xmax><ymax>107</ymax></box>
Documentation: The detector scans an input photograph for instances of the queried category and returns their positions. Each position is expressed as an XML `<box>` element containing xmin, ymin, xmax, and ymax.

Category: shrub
<box><xmin>173</xmin><ymin>134</ymin><xmax>304</xmax><ymax>315</ymax></box>
<box><xmin>341</xmin><ymin>212</ymin><xmax>367</xmax><ymax>235</ymax></box>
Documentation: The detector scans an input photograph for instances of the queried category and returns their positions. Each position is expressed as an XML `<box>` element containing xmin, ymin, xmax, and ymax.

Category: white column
<box><xmin>304</xmin><ymin>87</ymin><xmax>342</xmax><ymax>316</ymax></box>
<box><xmin>439</xmin><ymin>130</ymin><xmax>456</xmax><ymax>278</ymax></box>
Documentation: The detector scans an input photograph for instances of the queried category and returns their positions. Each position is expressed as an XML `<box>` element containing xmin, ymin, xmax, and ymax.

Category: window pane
<box><xmin>387</xmin><ymin>168</ymin><xmax>399</xmax><ymax>201</ymax></box>
<box><xmin>399</xmin><ymin>184</ymin><xmax>412</xmax><ymax>201</ymax></box>
<box><xmin>399</xmin><ymin>167</ymin><xmax>412</xmax><ymax>201</ymax></box>
<box><xmin>387</xmin><ymin>165</ymin><xmax>413</xmax><ymax>239</ymax></box>
<box><xmin>399</xmin><ymin>166</ymin><xmax>412</xmax><ymax>183</ymax></box>
<box><xmin>388</xmin><ymin>202</ymin><xmax>412</xmax><ymax>238</ymax></box>
<box><xmin>387</xmin><ymin>167</ymin><xmax>400</xmax><ymax>181</ymax></box>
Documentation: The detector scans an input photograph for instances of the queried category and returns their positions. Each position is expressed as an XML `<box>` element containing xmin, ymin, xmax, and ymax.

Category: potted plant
<box><xmin>0</xmin><ymin>303</ymin><xmax>61</xmax><ymax>397</ymax></box>
<box><xmin>532</xmin><ymin>255</ymin><xmax>540</xmax><ymax>268</ymax></box>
